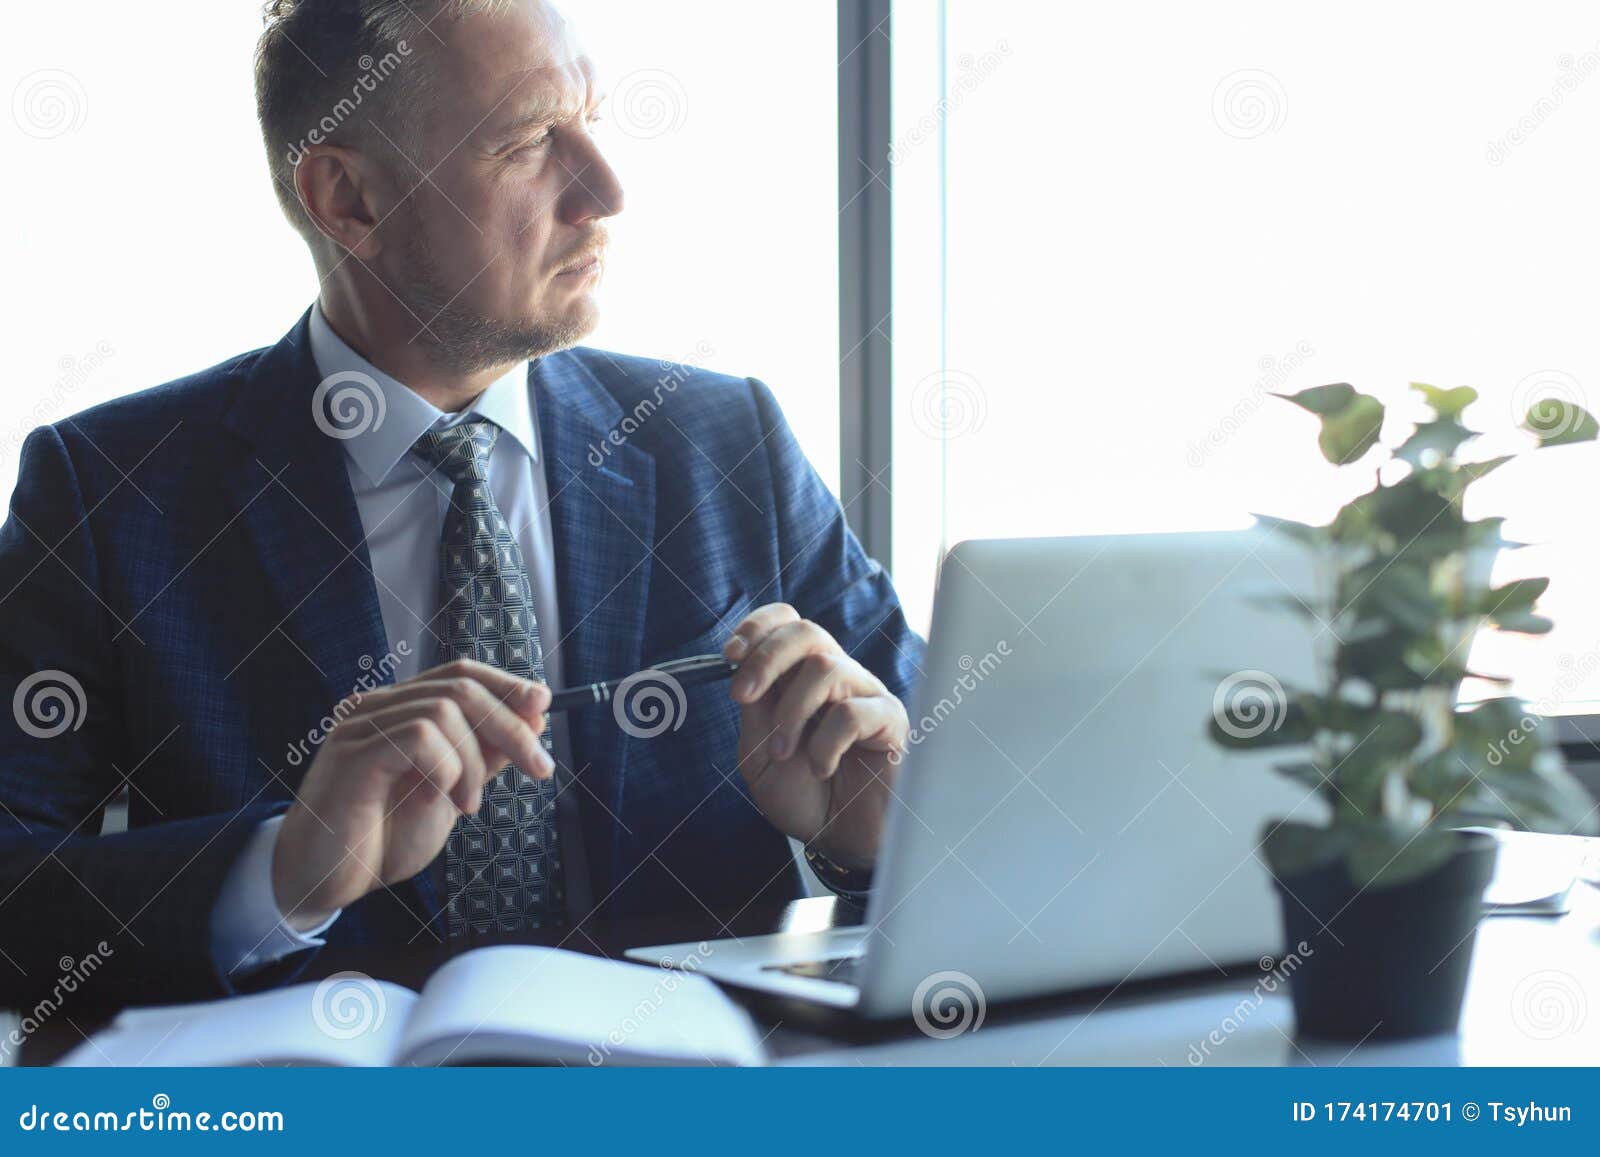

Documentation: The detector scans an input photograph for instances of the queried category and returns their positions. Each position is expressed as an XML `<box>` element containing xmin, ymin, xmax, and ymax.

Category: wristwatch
<box><xmin>804</xmin><ymin>844</ymin><xmax>874</xmax><ymax>903</ymax></box>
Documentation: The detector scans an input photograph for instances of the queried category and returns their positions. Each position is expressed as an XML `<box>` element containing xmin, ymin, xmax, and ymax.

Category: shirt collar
<box><xmin>307</xmin><ymin>302</ymin><xmax>539</xmax><ymax>488</ymax></box>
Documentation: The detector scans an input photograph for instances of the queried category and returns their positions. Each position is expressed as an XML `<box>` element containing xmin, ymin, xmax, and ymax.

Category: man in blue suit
<box><xmin>0</xmin><ymin>0</ymin><xmax>922</xmax><ymax>1007</ymax></box>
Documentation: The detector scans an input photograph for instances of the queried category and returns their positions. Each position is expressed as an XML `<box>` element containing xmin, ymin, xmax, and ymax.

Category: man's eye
<box><xmin>511</xmin><ymin>132</ymin><xmax>552</xmax><ymax>157</ymax></box>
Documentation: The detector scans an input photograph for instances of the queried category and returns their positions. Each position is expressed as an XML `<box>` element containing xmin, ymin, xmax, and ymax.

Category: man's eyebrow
<box><xmin>487</xmin><ymin>89</ymin><xmax>601</xmax><ymax>147</ymax></box>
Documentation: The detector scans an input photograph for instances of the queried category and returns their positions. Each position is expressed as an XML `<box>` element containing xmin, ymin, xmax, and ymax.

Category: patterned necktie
<box><xmin>412</xmin><ymin>418</ymin><xmax>564</xmax><ymax>937</ymax></box>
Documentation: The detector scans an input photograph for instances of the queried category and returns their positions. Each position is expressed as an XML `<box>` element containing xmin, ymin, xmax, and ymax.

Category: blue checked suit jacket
<box><xmin>0</xmin><ymin>311</ymin><xmax>924</xmax><ymax>1007</ymax></box>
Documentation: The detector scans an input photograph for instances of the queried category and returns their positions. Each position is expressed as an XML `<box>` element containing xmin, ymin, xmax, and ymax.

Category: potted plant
<box><xmin>1210</xmin><ymin>380</ymin><xmax>1600</xmax><ymax>1039</ymax></box>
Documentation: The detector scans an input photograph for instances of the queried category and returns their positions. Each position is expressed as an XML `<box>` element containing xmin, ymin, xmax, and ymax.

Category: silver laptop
<box><xmin>628</xmin><ymin>529</ymin><xmax>1325</xmax><ymax>1018</ymax></box>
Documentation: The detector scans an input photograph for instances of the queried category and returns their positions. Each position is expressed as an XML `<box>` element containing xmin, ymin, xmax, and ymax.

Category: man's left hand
<box><xmin>722</xmin><ymin>604</ymin><xmax>909</xmax><ymax>871</ymax></box>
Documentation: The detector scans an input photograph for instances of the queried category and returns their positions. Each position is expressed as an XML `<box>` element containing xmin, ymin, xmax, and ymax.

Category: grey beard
<box><xmin>392</xmin><ymin>236</ymin><xmax>593</xmax><ymax>376</ymax></box>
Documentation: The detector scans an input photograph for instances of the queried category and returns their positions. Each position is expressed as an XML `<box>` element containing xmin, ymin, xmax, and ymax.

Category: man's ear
<box><xmin>293</xmin><ymin>144</ymin><xmax>389</xmax><ymax>260</ymax></box>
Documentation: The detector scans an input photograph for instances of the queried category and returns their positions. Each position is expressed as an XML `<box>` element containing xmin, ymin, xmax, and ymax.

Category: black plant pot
<box><xmin>1272</xmin><ymin>832</ymin><xmax>1499</xmax><ymax>1040</ymax></box>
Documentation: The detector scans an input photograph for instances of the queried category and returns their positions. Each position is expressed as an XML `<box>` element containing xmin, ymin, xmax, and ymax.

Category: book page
<box><xmin>57</xmin><ymin>979</ymin><xmax>419</xmax><ymax>1068</ymax></box>
<box><xmin>399</xmin><ymin>945</ymin><xmax>766</xmax><ymax>1067</ymax></box>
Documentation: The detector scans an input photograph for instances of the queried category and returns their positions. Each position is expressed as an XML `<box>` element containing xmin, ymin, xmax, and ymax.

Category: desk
<box><xmin>15</xmin><ymin>881</ymin><xmax>1600</xmax><ymax>1067</ymax></box>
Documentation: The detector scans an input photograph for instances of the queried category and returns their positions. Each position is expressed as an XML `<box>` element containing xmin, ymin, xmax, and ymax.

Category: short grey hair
<box><xmin>253</xmin><ymin>0</ymin><xmax>514</xmax><ymax>243</ymax></box>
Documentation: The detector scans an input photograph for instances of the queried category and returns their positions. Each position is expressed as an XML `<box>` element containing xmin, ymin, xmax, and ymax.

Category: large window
<box><xmin>891</xmin><ymin>0</ymin><xmax>1600</xmax><ymax>711</ymax></box>
<box><xmin>562</xmin><ymin>0</ymin><xmax>840</xmax><ymax>490</ymax></box>
<box><xmin>1</xmin><ymin>1</ymin><xmax>840</xmax><ymax>498</ymax></box>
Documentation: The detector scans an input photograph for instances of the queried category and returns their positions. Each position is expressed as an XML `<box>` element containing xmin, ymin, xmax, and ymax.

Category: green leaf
<box><xmin>1277</xmin><ymin>383</ymin><xmax>1358</xmax><ymax>416</ymax></box>
<box><xmin>1457</xmin><ymin>455</ymin><xmax>1514</xmax><ymax>487</ymax></box>
<box><xmin>1395</xmin><ymin>419</ymin><xmax>1475</xmax><ymax>468</ymax></box>
<box><xmin>1273</xmin><ymin>760</ymin><xmax>1331</xmax><ymax>793</ymax></box>
<box><xmin>1347</xmin><ymin>473</ymin><xmax>1458</xmax><ymax>543</ymax></box>
<box><xmin>1344</xmin><ymin>559</ymin><xmax>1439</xmax><ymax>633</ymax></box>
<box><xmin>1246</xmin><ymin>593</ymin><xmax>1327</xmax><ymax>621</ymax></box>
<box><xmin>1251</xmin><ymin>513</ymin><xmax>1326</xmax><ymax>546</ymax></box>
<box><xmin>1525</xmin><ymin>400</ymin><xmax>1600</xmax><ymax>447</ymax></box>
<box><xmin>1478</xmin><ymin>577</ymin><xmax>1548</xmax><ymax>617</ymax></box>
<box><xmin>1410</xmin><ymin>383</ymin><xmax>1478</xmax><ymax>419</ymax></box>
<box><xmin>1346</xmin><ymin>825</ymin><xmax>1457</xmax><ymax>888</ymax></box>
<box><xmin>1208</xmin><ymin>693</ymin><xmax>1312</xmax><ymax>749</ymax></box>
<box><xmin>1492</xmin><ymin>612</ymin><xmax>1553</xmax><ymax>635</ymax></box>
<box><xmin>1318</xmin><ymin>394</ymin><xmax>1386</xmax><ymax>465</ymax></box>
<box><xmin>1313</xmin><ymin>702</ymin><xmax>1426</xmax><ymax>755</ymax></box>
<box><xmin>1259</xmin><ymin>820</ymin><xmax>1351</xmax><ymax>880</ymax></box>
<box><xmin>1337</xmin><ymin>628</ymin><xmax>1435</xmax><ymax>691</ymax></box>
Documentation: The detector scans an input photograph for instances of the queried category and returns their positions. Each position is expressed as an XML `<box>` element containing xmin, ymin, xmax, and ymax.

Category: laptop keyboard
<box><xmin>763</xmin><ymin>954</ymin><xmax>864</xmax><ymax>986</ymax></box>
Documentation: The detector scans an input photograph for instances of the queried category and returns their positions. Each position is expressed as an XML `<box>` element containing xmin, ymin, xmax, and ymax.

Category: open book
<box><xmin>59</xmin><ymin>945</ymin><xmax>766</xmax><ymax>1067</ymax></box>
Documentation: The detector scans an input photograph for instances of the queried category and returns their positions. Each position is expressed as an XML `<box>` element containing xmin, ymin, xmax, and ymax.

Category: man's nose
<box><xmin>559</xmin><ymin>135</ymin><xmax>625</xmax><ymax>224</ymax></box>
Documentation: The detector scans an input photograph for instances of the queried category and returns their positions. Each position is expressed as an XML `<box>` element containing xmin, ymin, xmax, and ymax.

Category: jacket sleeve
<box><xmin>0</xmin><ymin>426</ymin><xmax>302</xmax><ymax>1011</ymax></box>
<box><xmin>747</xmin><ymin>379</ymin><xmax>926</xmax><ymax>713</ymax></box>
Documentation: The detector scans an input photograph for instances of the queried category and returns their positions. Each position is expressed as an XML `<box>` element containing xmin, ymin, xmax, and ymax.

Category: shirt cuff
<box><xmin>212</xmin><ymin>814</ymin><xmax>340</xmax><ymax>978</ymax></box>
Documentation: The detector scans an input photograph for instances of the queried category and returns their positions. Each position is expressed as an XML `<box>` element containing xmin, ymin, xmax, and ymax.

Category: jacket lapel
<box><xmin>534</xmin><ymin>352</ymin><xmax>656</xmax><ymax>892</ymax></box>
<box><xmin>220</xmin><ymin>311</ymin><xmax>392</xmax><ymax>751</ymax></box>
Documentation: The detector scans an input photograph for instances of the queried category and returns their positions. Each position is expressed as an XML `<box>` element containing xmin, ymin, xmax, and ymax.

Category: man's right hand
<box><xmin>271</xmin><ymin>659</ymin><xmax>553</xmax><ymax>930</ymax></box>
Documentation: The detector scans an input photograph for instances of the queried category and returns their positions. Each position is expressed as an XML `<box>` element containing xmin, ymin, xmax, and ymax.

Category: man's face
<box><xmin>381</xmin><ymin>1</ymin><xmax>622</xmax><ymax>372</ymax></box>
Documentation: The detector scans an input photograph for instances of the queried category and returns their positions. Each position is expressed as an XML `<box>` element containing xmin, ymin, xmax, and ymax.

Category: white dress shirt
<box><xmin>212</xmin><ymin>303</ymin><xmax>587</xmax><ymax>976</ymax></box>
